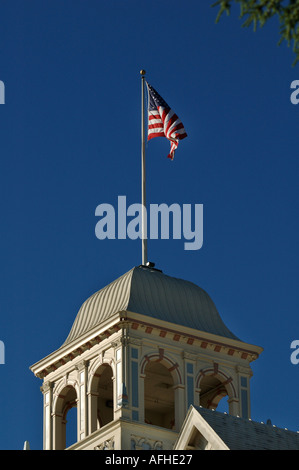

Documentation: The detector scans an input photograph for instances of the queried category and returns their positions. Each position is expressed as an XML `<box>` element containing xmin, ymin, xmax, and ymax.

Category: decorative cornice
<box><xmin>30</xmin><ymin>321</ymin><xmax>122</xmax><ymax>379</ymax></box>
<box><xmin>125</xmin><ymin>314</ymin><xmax>262</xmax><ymax>363</ymax></box>
<box><xmin>30</xmin><ymin>311</ymin><xmax>263</xmax><ymax>380</ymax></box>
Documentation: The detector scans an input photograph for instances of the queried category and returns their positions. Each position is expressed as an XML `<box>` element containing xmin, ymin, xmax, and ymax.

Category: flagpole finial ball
<box><xmin>140</xmin><ymin>69</ymin><xmax>146</xmax><ymax>76</ymax></box>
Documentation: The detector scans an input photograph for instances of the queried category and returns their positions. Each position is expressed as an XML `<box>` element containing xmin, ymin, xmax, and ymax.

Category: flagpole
<box><xmin>140</xmin><ymin>69</ymin><xmax>147</xmax><ymax>266</ymax></box>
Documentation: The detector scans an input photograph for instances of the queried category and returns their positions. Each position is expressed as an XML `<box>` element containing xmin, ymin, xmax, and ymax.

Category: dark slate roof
<box><xmin>195</xmin><ymin>406</ymin><xmax>299</xmax><ymax>450</ymax></box>
<box><xmin>63</xmin><ymin>266</ymin><xmax>239</xmax><ymax>346</ymax></box>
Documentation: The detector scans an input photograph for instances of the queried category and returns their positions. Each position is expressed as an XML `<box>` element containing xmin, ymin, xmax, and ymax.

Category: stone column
<box><xmin>173</xmin><ymin>385</ymin><xmax>185</xmax><ymax>431</ymax></box>
<box><xmin>227</xmin><ymin>397</ymin><xmax>240</xmax><ymax>416</ymax></box>
<box><xmin>113</xmin><ymin>330</ymin><xmax>130</xmax><ymax>421</ymax></box>
<box><xmin>76</xmin><ymin>360</ymin><xmax>89</xmax><ymax>441</ymax></box>
<box><xmin>41</xmin><ymin>381</ymin><xmax>53</xmax><ymax>450</ymax></box>
<box><xmin>87</xmin><ymin>390</ymin><xmax>99</xmax><ymax>434</ymax></box>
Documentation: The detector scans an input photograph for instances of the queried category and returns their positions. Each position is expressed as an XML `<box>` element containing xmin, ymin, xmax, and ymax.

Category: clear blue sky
<box><xmin>0</xmin><ymin>0</ymin><xmax>298</xmax><ymax>450</ymax></box>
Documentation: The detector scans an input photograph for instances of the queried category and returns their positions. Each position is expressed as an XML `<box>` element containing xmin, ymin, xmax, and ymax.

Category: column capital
<box><xmin>75</xmin><ymin>359</ymin><xmax>89</xmax><ymax>372</ymax></box>
<box><xmin>41</xmin><ymin>381</ymin><xmax>53</xmax><ymax>394</ymax></box>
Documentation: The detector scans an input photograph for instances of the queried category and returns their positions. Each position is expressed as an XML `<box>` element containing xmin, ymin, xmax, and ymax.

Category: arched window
<box><xmin>144</xmin><ymin>361</ymin><xmax>175</xmax><ymax>429</ymax></box>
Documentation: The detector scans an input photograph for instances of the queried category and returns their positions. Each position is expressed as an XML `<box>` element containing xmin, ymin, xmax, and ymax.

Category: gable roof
<box><xmin>175</xmin><ymin>406</ymin><xmax>299</xmax><ymax>450</ymax></box>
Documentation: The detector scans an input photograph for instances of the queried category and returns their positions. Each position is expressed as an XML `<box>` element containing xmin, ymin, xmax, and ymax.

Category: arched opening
<box><xmin>89</xmin><ymin>363</ymin><xmax>114</xmax><ymax>433</ymax></box>
<box><xmin>144</xmin><ymin>361</ymin><xmax>175</xmax><ymax>429</ymax></box>
<box><xmin>199</xmin><ymin>375</ymin><xmax>229</xmax><ymax>412</ymax></box>
<box><xmin>97</xmin><ymin>364</ymin><xmax>114</xmax><ymax>428</ymax></box>
<box><xmin>54</xmin><ymin>385</ymin><xmax>78</xmax><ymax>450</ymax></box>
<box><xmin>215</xmin><ymin>395</ymin><xmax>229</xmax><ymax>413</ymax></box>
<box><xmin>65</xmin><ymin>404</ymin><xmax>77</xmax><ymax>448</ymax></box>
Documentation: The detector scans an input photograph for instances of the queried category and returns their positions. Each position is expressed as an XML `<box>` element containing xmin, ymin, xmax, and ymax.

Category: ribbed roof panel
<box><xmin>63</xmin><ymin>266</ymin><xmax>239</xmax><ymax>346</ymax></box>
<box><xmin>63</xmin><ymin>269</ymin><xmax>134</xmax><ymax>345</ymax></box>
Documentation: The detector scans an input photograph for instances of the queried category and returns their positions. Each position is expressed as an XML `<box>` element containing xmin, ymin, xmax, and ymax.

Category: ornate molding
<box><xmin>94</xmin><ymin>437</ymin><xmax>115</xmax><ymax>450</ymax></box>
<box><xmin>182</xmin><ymin>351</ymin><xmax>197</xmax><ymax>361</ymax></box>
<box><xmin>131</xmin><ymin>434</ymin><xmax>163</xmax><ymax>450</ymax></box>
<box><xmin>40</xmin><ymin>381</ymin><xmax>53</xmax><ymax>394</ymax></box>
<box><xmin>75</xmin><ymin>359</ymin><xmax>89</xmax><ymax>372</ymax></box>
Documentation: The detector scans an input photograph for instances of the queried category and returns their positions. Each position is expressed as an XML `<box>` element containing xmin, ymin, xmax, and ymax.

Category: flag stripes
<box><xmin>146</xmin><ymin>82</ymin><xmax>187</xmax><ymax>160</ymax></box>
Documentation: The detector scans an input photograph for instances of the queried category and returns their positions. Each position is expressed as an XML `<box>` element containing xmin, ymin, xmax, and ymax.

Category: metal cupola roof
<box><xmin>63</xmin><ymin>265</ymin><xmax>239</xmax><ymax>346</ymax></box>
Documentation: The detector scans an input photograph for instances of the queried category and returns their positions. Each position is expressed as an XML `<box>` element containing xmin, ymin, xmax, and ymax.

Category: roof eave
<box><xmin>29</xmin><ymin>311</ymin><xmax>125</xmax><ymax>378</ymax></box>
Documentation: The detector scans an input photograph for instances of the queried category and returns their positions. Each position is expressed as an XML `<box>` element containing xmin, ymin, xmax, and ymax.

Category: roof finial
<box><xmin>23</xmin><ymin>440</ymin><xmax>30</xmax><ymax>450</ymax></box>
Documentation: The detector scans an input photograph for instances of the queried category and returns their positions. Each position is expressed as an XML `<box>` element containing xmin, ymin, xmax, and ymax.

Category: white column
<box><xmin>42</xmin><ymin>381</ymin><xmax>53</xmax><ymax>450</ymax></box>
<box><xmin>76</xmin><ymin>360</ymin><xmax>88</xmax><ymax>440</ymax></box>
<box><xmin>173</xmin><ymin>385</ymin><xmax>185</xmax><ymax>431</ymax></box>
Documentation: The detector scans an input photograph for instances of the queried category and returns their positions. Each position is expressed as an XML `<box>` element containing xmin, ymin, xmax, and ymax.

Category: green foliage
<box><xmin>212</xmin><ymin>0</ymin><xmax>299</xmax><ymax>65</ymax></box>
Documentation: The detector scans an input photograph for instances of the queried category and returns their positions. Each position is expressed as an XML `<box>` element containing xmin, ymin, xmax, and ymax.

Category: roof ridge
<box><xmin>195</xmin><ymin>405</ymin><xmax>299</xmax><ymax>436</ymax></box>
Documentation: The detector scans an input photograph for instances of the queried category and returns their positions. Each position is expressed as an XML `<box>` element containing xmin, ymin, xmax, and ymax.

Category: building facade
<box><xmin>30</xmin><ymin>265</ymin><xmax>263</xmax><ymax>450</ymax></box>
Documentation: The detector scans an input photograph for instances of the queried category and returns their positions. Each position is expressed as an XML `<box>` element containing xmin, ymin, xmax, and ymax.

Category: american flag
<box><xmin>146</xmin><ymin>82</ymin><xmax>187</xmax><ymax>160</ymax></box>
